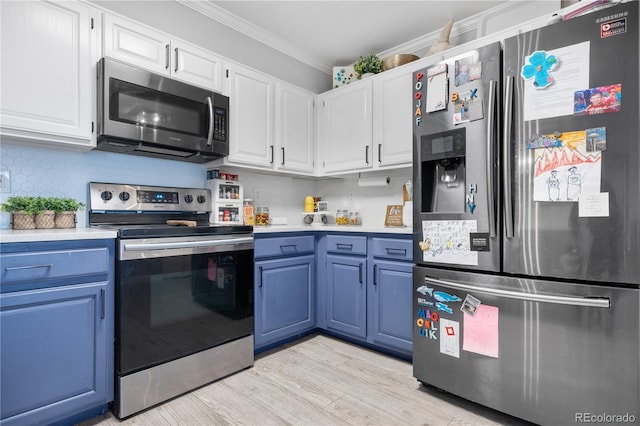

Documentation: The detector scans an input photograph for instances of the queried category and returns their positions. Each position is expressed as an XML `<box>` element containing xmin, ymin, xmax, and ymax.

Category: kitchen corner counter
<box><xmin>0</xmin><ymin>228</ymin><xmax>118</xmax><ymax>244</ymax></box>
<box><xmin>252</xmin><ymin>225</ymin><xmax>412</xmax><ymax>234</ymax></box>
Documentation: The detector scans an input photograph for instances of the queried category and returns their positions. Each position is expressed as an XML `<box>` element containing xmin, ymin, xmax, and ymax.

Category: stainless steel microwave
<box><xmin>96</xmin><ymin>58</ymin><xmax>228</xmax><ymax>163</ymax></box>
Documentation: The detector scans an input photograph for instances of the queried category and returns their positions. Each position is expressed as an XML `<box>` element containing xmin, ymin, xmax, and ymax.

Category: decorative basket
<box><xmin>11</xmin><ymin>211</ymin><xmax>36</xmax><ymax>230</ymax></box>
<box><xmin>55</xmin><ymin>212</ymin><xmax>77</xmax><ymax>229</ymax></box>
<box><xmin>35</xmin><ymin>210</ymin><xmax>56</xmax><ymax>229</ymax></box>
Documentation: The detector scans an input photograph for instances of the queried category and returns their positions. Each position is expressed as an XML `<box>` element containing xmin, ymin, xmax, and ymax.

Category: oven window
<box><xmin>109</xmin><ymin>78</ymin><xmax>206</xmax><ymax>137</ymax></box>
<box><xmin>116</xmin><ymin>249</ymin><xmax>254</xmax><ymax>375</ymax></box>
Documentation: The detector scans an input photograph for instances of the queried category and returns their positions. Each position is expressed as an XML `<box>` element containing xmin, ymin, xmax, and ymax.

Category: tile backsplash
<box><xmin>1</xmin><ymin>141</ymin><xmax>412</xmax><ymax>230</ymax></box>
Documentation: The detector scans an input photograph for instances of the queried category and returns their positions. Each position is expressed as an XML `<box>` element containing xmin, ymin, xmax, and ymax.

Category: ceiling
<box><xmin>199</xmin><ymin>1</ymin><xmax>508</xmax><ymax>72</ymax></box>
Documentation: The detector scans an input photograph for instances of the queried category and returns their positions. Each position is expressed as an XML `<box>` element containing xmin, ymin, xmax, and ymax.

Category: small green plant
<box><xmin>0</xmin><ymin>196</ymin><xmax>40</xmax><ymax>215</ymax></box>
<box><xmin>48</xmin><ymin>197</ymin><xmax>85</xmax><ymax>212</ymax></box>
<box><xmin>353</xmin><ymin>53</ymin><xmax>383</xmax><ymax>79</ymax></box>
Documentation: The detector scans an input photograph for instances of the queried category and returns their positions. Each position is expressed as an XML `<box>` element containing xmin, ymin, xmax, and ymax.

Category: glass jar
<box><xmin>349</xmin><ymin>212</ymin><xmax>362</xmax><ymax>226</ymax></box>
<box><xmin>336</xmin><ymin>209</ymin><xmax>349</xmax><ymax>225</ymax></box>
<box><xmin>243</xmin><ymin>199</ymin><xmax>255</xmax><ymax>226</ymax></box>
<box><xmin>255</xmin><ymin>206</ymin><xmax>269</xmax><ymax>226</ymax></box>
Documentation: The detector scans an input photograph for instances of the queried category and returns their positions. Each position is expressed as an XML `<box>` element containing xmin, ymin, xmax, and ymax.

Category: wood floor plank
<box><xmin>78</xmin><ymin>334</ymin><xmax>530</xmax><ymax>426</ymax></box>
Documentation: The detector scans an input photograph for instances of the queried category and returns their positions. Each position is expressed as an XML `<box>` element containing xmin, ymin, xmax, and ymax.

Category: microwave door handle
<box><xmin>206</xmin><ymin>97</ymin><xmax>214</xmax><ymax>146</ymax></box>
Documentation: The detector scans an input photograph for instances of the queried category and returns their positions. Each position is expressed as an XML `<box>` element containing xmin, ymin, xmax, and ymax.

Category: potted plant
<box><xmin>0</xmin><ymin>196</ymin><xmax>39</xmax><ymax>229</ymax></box>
<box><xmin>49</xmin><ymin>197</ymin><xmax>85</xmax><ymax>229</ymax></box>
<box><xmin>33</xmin><ymin>197</ymin><xmax>56</xmax><ymax>229</ymax></box>
<box><xmin>353</xmin><ymin>53</ymin><xmax>383</xmax><ymax>79</ymax></box>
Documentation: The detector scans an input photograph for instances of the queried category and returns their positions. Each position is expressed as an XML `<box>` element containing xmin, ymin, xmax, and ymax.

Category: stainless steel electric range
<box><xmin>88</xmin><ymin>182</ymin><xmax>254</xmax><ymax>419</ymax></box>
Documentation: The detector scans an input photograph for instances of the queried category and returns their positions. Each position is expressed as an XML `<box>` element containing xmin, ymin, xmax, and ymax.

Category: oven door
<box><xmin>116</xmin><ymin>234</ymin><xmax>253</xmax><ymax>376</ymax></box>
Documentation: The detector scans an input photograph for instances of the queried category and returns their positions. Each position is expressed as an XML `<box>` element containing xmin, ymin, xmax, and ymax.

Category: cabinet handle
<box><xmin>258</xmin><ymin>266</ymin><xmax>263</xmax><ymax>287</ymax></box>
<box><xmin>281</xmin><ymin>147</ymin><xmax>285</xmax><ymax>165</ymax></box>
<box><xmin>336</xmin><ymin>243</ymin><xmax>353</xmax><ymax>250</ymax></box>
<box><xmin>175</xmin><ymin>48</ymin><xmax>179</xmax><ymax>73</ymax></box>
<box><xmin>385</xmin><ymin>247</ymin><xmax>407</xmax><ymax>256</ymax></box>
<box><xmin>270</xmin><ymin>145</ymin><xmax>274</xmax><ymax>164</ymax></box>
<box><xmin>100</xmin><ymin>288</ymin><xmax>106</xmax><ymax>320</ymax></box>
<box><xmin>373</xmin><ymin>264</ymin><xmax>377</xmax><ymax>286</ymax></box>
<box><xmin>5</xmin><ymin>264</ymin><xmax>53</xmax><ymax>271</ymax></box>
<box><xmin>365</xmin><ymin>146</ymin><xmax>369</xmax><ymax>165</ymax></box>
<box><xmin>165</xmin><ymin>44</ymin><xmax>170</xmax><ymax>70</ymax></box>
<box><xmin>359</xmin><ymin>263</ymin><xmax>363</xmax><ymax>285</ymax></box>
<box><xmin>378</xmin><ymin>144</ymin><xmax>382</xmax><ymax>163</ymax></box>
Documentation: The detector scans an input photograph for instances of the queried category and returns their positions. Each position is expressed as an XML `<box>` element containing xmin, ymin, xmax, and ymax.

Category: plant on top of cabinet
<box><xmin>353</xmin><ymin>54</ymin><xmax>383</xmax><ymax>79</ymax></box>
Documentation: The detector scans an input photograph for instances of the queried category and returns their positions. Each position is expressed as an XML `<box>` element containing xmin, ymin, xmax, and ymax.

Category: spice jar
<box><xmin>255</xmin><ymin>207</ymin><xmax>269</xmax><ymax>226</ymax></box>
<box><xmin>243</xmin><ymin>199</ymin><xmax>255</xmax><ymax>226</ymax></box>
<box><xmin>336</xmin><ymin>209</ymin><xmax>349</xmax><ymax>225</ymax></box>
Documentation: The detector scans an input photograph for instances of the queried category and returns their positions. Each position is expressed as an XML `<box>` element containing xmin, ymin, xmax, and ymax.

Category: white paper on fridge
<box><xmin>420</xmin><ymin>220</ymin><xmax>478</xmax><ymax>266</ymax></box>
<box><xmin>522</xmin><ymin>41</ymin><xmax>590</xmax><ymax>121</ymax></box>
<box><xmin>579</xmin><ymin>192</ymin><xmax>609</xmax><ymax>217</ymax></box>
<box><xmin>439</xmin><ymin>318</ymin><xmax>460</xmax><ymax>358</ymax></box>
<box><xmin>426</xmin><ymin>64</ymin><xmax>448</xmax><ymax>113</ymax></box>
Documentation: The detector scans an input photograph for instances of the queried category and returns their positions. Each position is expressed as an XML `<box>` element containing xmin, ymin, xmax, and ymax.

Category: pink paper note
<box><xmin>463</xmin><ymin>304</ymin><xmax>499</xmax><ymax>358</ymax></box>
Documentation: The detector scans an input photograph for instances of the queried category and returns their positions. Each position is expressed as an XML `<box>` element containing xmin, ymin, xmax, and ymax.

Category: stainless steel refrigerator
<box><xmin>412</xmin><ymin>2</ymin><xmax>639</xmax><ymax>424</ymax></box>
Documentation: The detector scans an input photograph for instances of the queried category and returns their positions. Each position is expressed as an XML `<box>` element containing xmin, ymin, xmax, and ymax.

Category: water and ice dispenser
<box><xmin>420</xmin><ymin>127</ymin><xmax>466</xmax><ymax>213</ymax></box>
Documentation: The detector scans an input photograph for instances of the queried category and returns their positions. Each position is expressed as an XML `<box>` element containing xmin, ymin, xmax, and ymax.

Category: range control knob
<box><xmin>184</xmin><ymin>194</ymin><xmax>194</xmax><ymax>203</ymax></box>
<box><xmin>100</xmin><ymin>191</ymin><xmax>113</xmax><ymax>201</ymax></box>
<box><xmin>119</xmin><ymin>191</ymin><xmax>130</xmax><ymax>202</ymax></box>
<box><xmin>197</xmin><ymin>195</ymin><xmax>207</xmax><ymax>204</ymax></box>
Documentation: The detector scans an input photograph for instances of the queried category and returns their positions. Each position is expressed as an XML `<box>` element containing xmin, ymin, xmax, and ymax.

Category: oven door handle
<box><xmin>123</xmin><ymin>237</ymin><xmax>254</xmax><ymax>252</ymax></box>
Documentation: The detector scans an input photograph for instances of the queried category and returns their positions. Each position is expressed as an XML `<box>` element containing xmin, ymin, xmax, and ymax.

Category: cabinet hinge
<box><xmin>91</xmin><ymin>17</ymin><xmax>94</xmax><ymax>30</ymax></box>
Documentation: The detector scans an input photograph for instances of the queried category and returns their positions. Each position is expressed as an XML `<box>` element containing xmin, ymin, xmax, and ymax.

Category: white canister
<box><xmin>402</xmin><ymin>201</ymin><xmax>413</xmax><ymax>228</ymax></box>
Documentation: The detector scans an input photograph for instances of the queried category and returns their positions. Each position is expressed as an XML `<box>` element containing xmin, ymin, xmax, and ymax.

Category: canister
<box><xmin>243</xmin><ymin>199</ymin><xmax>254</xmax><ymax>225</ymax></box>
<box><xmin>304</xmin><ymin>196</ymin><xmax>315</xmax><ymax>213</ymax></box>
<box><xmin>255</xmin><ymin>206</ymin><xmax>269</xmax><ymax>226</ymax></box>
<box><xmin>336</xmin><ymin>209</ymin><xmax>349</xmax><ymax>225</ymax></box>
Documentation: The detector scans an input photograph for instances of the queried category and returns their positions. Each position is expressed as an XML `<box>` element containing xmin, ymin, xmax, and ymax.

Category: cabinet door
<box><xmin>326</xmin><ymin>254</ymin><xmax>367</xmax><ymax>339</ymax></box>
<box><xmin>373</xmin><ymin>69</ymin><xmax>414</xmax><ymax>168</ymax></box>
<box><xmin>255</xmin><ymin>255</ymin><xmax>315</xmax><ymax>349</ymax></box>
<box><xmin>104</xmin><ymin>14</ymin><xmax>171</xmax><ymax>76</ymax></box>
<box><xmin>0</xmin><ymin>1</ymin><xmax>97</xmax><ymax>146</ymax></box>
<box><xmin>0</xmin><ymin>282</ymin><xmax>110</xmax><ymax>426</ymax></box>
<box><xmin>172</xmin><ymin>40</ymin><xmax>223</xmax><ymax>92</ymax></box>
<box><xmin>317</xmin><ymin>80</ymin><xmax>373</xmax><ymax>174</ymax></box>
<box><xmin>225</xmin><ymin>62</ymin><xmax>274</xmax><ymax>168</ymax></box>
<box><xmin>370</xmin><ymin>260</ymin><xmax>413</xmax><ymax>354</ymax></box>
<box><xmin>275</xmin><ymin>82</ymin><xmax>315</xmax><ymax>174</ymax></box>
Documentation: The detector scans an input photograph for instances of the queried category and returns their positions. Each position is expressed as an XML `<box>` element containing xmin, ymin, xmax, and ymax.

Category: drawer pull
<box><xmin>5</xmin><ymin>264</ymin><xmax>53</xmax><ymax>271</ymax></box>
<box><xmin>280</xmin><ymin>244</ymin><xmax>298</xmax><ymax>251</ymax></box>
<box><xmin>336</xmin><ymin>243</ymin><xmax>353</xmax><ymax>250</ymax></box>
<box><xmin>385</xmin><ymin>248</ymin><xmax>407</xmax><ymax>256</ymax></box>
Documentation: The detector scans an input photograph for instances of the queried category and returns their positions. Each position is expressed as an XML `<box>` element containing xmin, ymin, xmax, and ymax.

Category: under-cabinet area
<box><xmin>255</xmin><ymin>231</ymin><xmax>413</xmax><ymax>359</ymax></box>
<box><xmin>0</xmin><ymin>239</ymin><xmax>115</xmax><ymax>426</ymax></box>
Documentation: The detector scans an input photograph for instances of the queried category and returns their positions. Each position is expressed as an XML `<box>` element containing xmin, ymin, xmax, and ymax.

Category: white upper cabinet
<box><xmin>224</xmin><ymin>61</ymin><xmax>275</xmax><ymax>168</ymax></box>
<box><xmin>317</xmin><ymin>79</ymin><xmax>373</xmax><ymax>174</ymax></box>
<box><xmin>0</xmin><ymin>0</ymin><xmax>100</xmax><ymax>148</ymax></box>
<box><xmin>103</xmin><ymin>14</ymin><xmax>223</xmax><ymax>92</ymax></box>
<box><xmin>275</xmin><ymin>82</ymin><xmax>315</xmax><ymax>174</ymax></box>
<box><xmin>372</xmin><ymin>65</ymin><xmax>419</xmax><ymax>168</ymax></box>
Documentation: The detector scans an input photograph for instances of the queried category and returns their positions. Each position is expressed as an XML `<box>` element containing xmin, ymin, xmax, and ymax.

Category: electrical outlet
<box><xmin>254</xmin><ymin>187</ymin><xmax>262</xmax><ymax>203</ymax></box>
<box><xmin>349</xmin><ymin>192</ymin><xmax>355</xmax><ymax>202</ymax></box>
<box><xmin>0</xmin><ymin>169</ymin><xmax>10</xmax><ymax>193</ymax></box>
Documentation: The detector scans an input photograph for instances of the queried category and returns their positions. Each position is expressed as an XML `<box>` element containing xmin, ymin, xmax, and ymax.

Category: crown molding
<box><xmin>176</xmin><ymin>0</ymin><xmax>334</xmax><ymax>73</ymax></box>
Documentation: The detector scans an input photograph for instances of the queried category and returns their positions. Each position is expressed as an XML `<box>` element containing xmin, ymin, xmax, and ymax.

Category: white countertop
<box><xmin>253</xmin><ymin>225</ymin><xmax>412</xmax><ymax>234</ymax></box>
<box><xmin>0</xmin><ymin>228</ymin><xmax>118</xmax><ymax>244</ymax></box>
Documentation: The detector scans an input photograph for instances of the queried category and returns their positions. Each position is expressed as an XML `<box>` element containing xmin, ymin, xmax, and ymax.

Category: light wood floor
<box><xmin>79</xmin><ymin>334</ymin><xmax>531</xmax><ymax>426</ymax></box>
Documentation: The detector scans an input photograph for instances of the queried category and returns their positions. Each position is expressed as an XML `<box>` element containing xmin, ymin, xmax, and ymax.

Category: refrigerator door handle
<box><xmin>423</xmin><ymin>277</ymin><xmax>610</xmax><ymax>308</ymax></box>
<box><xmin>503</xmin><ymin>75</ymin><xmax>515</xmax><ymax>238</ymax></box>
<box><xmin>486</xmin><ymin>79</ymin><xmax>497</xmax><ymax>238</ymax></box>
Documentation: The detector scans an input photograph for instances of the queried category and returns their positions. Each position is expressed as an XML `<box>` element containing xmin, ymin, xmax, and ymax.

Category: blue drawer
<box><xmin>255</xmin><ymin>235</ymin><xmax>315</xmax><ymax>259</ymax></box>
<box><xmin>1</xmin><ymin>248</ymin><xmax>110</xmax><ymax>285</ymax></box>
<box><xmin>326</xmin><ymin>235</ymin><xmax>367</xmax><ymax>256</ymax></box>
<box><xmin>372</xmin><ymin>237</ymin><xmax>412</xmax><ymax>261</ymax></box>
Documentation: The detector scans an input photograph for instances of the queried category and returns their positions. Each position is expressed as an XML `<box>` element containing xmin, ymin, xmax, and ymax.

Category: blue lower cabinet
<box><xmin>0</xmin><ymin>239</ymin><xmax>114</xmax><ymax>426</ymax></box>
<box><xmin>369</xmin><ymin>260</ymin><xmax>413</xmax><ymax>354</ymax></box>
<box><xmin>325</xmin><ymin>254</ymin><xmax>367</xmax><ymax>339</ymax></box>
<box><xmin>255</xmin><ymin>255</ymin><xmax>315</xmax><ymax>349</ymax></box>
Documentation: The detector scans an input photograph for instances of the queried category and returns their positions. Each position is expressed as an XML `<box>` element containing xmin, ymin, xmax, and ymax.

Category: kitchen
<box><xmin>1</xmin><ymin>0</ymin><xmax>639</xmax><ymax>425</ymax></box>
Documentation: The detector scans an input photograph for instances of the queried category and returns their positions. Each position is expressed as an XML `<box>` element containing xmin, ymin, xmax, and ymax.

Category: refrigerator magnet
<box><xmin>461</xmin><ymin>294</ymin><xmax>481</xmax><ymax>317</ymax></box>
<box><xmin>521</xmin><ymin>50</ymin><xmax>559</xmax><ymax>89</ymax></box>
